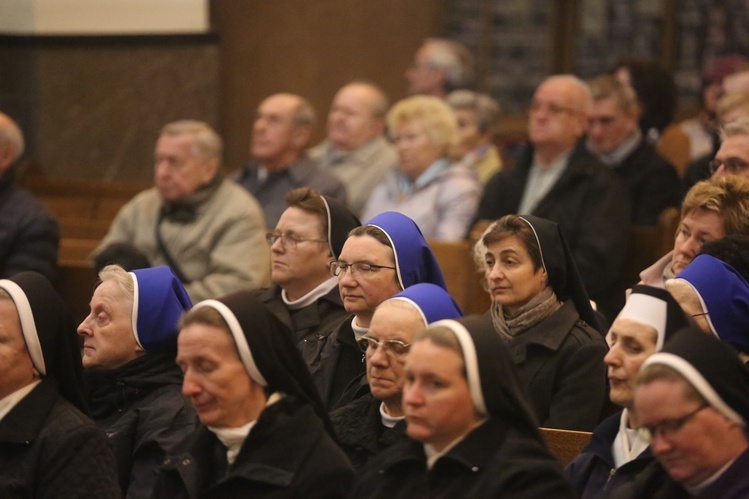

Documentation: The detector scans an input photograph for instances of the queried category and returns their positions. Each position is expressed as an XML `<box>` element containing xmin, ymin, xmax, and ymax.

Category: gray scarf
<box><xmin>491</xmin><ymin>287</ymin><xmax>561</xmax><ymax>340</ymax></box>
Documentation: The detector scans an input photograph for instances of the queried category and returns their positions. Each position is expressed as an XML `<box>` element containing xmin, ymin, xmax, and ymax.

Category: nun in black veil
<box><xmin>0</xmin><ymin>271</ymin><xmax>119</xmax><ymax>498</ymax></box>
<box><xmin>472</xmin><ymin>214</ymin><xmax>608</xmax><ymax>430</ymax></box>
<box><xmin>154</xmin><ymin>291</ymin><xmax>353</xmax><ymax>498</ymax></box>
<box><xmin>351</xmin><ymin>317</ymin><xmax>576</xmax><ymax>498</ymax></box>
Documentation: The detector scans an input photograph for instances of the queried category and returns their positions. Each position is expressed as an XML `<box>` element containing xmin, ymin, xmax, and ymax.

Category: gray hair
<box><xmin>159</xmin><ymin>120</ymin><xmax>222</xmax><ymax>162</ymax></box>
<box><xmin>291</xmin><ymin>96</ymin><xmax>317</xmax><ymax>129</ymax></box>
<box><xmin>587</xmin><ymin>74</ymin><xmax>638</xmax><ymax>111</ymax></box>
<box><xmin>447</xmin><ymin>90</ymin><xmax>501</xmax><ymax>134</ymax></box>
<box><xmin>423</xmin><ymin>38</ymin><xmax>475</xmax><ymax>92</ymax></box>
<box><xmin>721</xmin><ymin>118</ymin><xmax>749</xmax><ymax>140</ymax></box>
<box><xmin>98</xmin><ymin>264</ymin><xmax>135</xmax><ymax>303</ymax></box>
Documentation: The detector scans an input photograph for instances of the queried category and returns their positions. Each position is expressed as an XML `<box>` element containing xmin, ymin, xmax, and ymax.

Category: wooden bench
<box><xmin>57</xmin><ymin>261</ymin><xmax>98</xmax><ymax>326</ymax></box>
<box><xmin>59</xmin><ymin>218</ymin><xmax>112</xmax><ymax>240</ymax></box>
<box><xmin>540</xmin><ymin>427</ymin><xmax>592</xmax><ymax>466</ymax></box>
<box><xmin>428</xmin><ymin>239</ymin><xmax>491</xmax><ymax>316</ymax></box>
<box><xmin>59</xmin><ymin>238</ymin><xmax>100</xmax><ymax>265</ymax></box>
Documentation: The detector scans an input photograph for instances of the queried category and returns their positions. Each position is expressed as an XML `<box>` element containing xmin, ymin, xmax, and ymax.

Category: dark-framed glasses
<box><xmin>265</xmin><ymin>232</ymin><xmax>327</xmax><ymax>249</ymax></box>
<box><xmin>357</xmin><ymin>335</ymin><xmax>412</xmax><ymax>356</ymax></box>
<box><xmin>637</xmin><ymin>402</ymin><xmax>710</xmax><ymax>443</ymax></box>
<box><xmin>330</xmin><ymin>260</ymin><xmax>396</xmax><ymax>278</ymax></box>
<box><xmin>708</xmin><ymin>158</ymin><xmax>749</xmax><ymax>175</ymax></box>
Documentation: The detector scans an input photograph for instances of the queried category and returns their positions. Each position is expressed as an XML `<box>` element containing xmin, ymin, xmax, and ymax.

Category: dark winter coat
<box><xmin>330</xmin><ymin>393</ymin><xmax>407</xmax><ymax>469</ymax></box>
<box><xmin>0</xmin><ymin>169</ymin><xmax>59</xmax><ymax>283</ymax></box>
<box><xmin>86</xmin><ymin>353</ymin><xmax>198</xmax><ymax>498</ymax></box>
<box><xmin>565</xmin><ymin>411</ymin><xmax>655</xmax><ymax>498</ymax></box>
<box><xmin>351</xmin><ymin>417</ymin><xmax>576</xmax><ymax>499</ymax></box>
<box><xmin>253</xmin><ymin>284</ymin><xmax>352</xmax><ymax>371</ymax></box>
<box><xmin>153</xmin><ymin>395</ymin><xmax>354</xmax><ymax>498</ymax></box>
<box><xmin>0</xmin><ymin>380</ymin><xmax>120</xmax><ymax>499</ymax></box>
<box><xmin>476</xmin><ymin>142</ymin><xmax>631</xmax><ymax>318</ymax></box>
<box><xmin>477</xmin><ymin>301</ymin><xmax>607</xmax><ymax>431</ymax></box>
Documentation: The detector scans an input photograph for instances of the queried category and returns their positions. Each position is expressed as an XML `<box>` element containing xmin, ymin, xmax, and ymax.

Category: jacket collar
<box><xmin>0</xmin><ymin>379</ymin><xmax>57</xmax><ymax>444</ymax></box>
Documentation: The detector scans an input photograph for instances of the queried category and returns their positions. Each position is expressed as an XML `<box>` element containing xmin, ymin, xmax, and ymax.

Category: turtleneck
<box><xmin>282</xmin><ymin>276</ymin><xmax>338</xmax><ymax>310</ymax></box>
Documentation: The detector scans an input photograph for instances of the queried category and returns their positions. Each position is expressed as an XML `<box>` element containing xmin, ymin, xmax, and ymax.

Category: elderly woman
<box><xmin>330</xmin><ymin>283</ymin><xmax>462</xmax><ymax>469</ymax></box>
<box><xmin>0</xmin><ymin>272</ymin><xmax>119</xmax><ymax>497</ymax></box>
<box><xmin>566</xmin><ymin>285</ymin><xmax>689</xmax><ymax>498</ymax></box>
<box><xmin>352</xmin><ymin>318</ymin><xmax>575</xmax><ymax>497</ymax></box>
<box><xmin>312</xmin><ymin>211</ymin><xmax>447</xmax><ymax>410</ymax></box>
<box><xmin>78</xmin><ymin>265</ymin><xmax>198</xmax><ymax>498</ymax></box>
<box><xmin>446</xmin><ymin>89</ymin><xmax>502</xmax><ymax>184</ymax></box>
<box><xmin>154</xmin><ymin>292</ymin><xmax>353</xmax><ymax>498</ymax></box>
<box><xmin>361</xmin><ymin>95</ymin><xmax>482</xmax><ymax>241</ymax></box>
<box><xmin>666</xmin><ymin>254</ymin><xmax>749</xmax><ymax>363</ymax></box>
<box><xmin>474</xmin><ymin>214</ymin><xmax>607</xmax><ymax>430</ymax></box>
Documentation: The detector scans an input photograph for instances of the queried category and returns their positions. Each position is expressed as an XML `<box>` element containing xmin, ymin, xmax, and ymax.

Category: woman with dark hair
<box><xmin>473</xmin><ymin>214</ymin><xmax>607</xmax><ymax>430</ymax></box>
<box><xmin>154</xmin><ymin>292</ymin><xmax>353</xmax><ymax>498</ymax></box>
<box><xmin>351</xmin><ymin>318</ymin><xmax>576</xmax><ymax>498</ymax></box>
<box><xmin>0</xmin><ymin>272</ymin><xmax>119</xmax><ymax>498</ymax></box>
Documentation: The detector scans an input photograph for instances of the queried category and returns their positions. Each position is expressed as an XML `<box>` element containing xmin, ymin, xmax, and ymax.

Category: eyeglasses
<box><xmin>637</xmin><ymin>402</ymin><xmax>710</xmax><ymax>443</ymax></box>
<box><xmin>708</xmin><ymin>158</ymin><xmax>749</xmax><ymax>175</ymax></box>
<box><xmin>529</xmin><ymin>101</ymin><xmax>578</xmax><ymax>116</ymax></box>
<box><xmin>357</xmin><ymin>336</ymin><xmax>412</xmax><ymax>356</ymax></box>
<box><xmin>330</xmin><ymin>261</ymin><xmax>396</xmax><ymax>278</ymax></box>
<box><xmin>265</xmin><ymin>232</ymin><xmax>327</xmax><ymax>249</ymax></box>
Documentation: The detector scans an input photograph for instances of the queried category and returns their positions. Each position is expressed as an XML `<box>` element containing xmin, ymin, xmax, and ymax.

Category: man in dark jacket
<box><xmin>0</xmin><ymin>272</ymin><xmax>119</xmax><ymax>498</ymax></box>
<box><xmin>78</xmin><ymin>265</ymin><xmax>198</xmax><ymax>498</ymax></box>
<box><xmin>0</xmin><ymin>112</ymin><xmax>59</xmax><ymax>283</ymax></box>
<box><xmin>475</xmin><ymin>75</ymin><xmax>631</xmax><ymax>319</ymax></box>
<box><xmin>586</xmin><ymin>75</ymin><xmax>681</xmax><ymax>226</ymax></box>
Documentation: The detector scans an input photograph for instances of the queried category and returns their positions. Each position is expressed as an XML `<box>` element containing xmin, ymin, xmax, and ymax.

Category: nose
<box><xmin>487</xmin><ymin>261</ymin><xmax>504</xmax><ymax>281</ymax></box>
<box><xmin>677</xmin><ymin>235</ymin><xmax>700</xmax><ymax>260</ymax></box>
<box><xmin>270</xmin><ymin>236</ymin><xmax>285</xmax><ymax>254</ymax></box>
<box><xmin>603</xmin><ymin>343</ymin><xmax>620</xmax><ymax>367</ymax></box>
<box><xmin>182</xmin><ymin>370</ymin><xmax>201</xmax><ymax>397</ymax></box>
<box><xmin>77</xmin><ymin>315</ymin><xmax>92</xmax><ymax>337</ymax></box>
<box><xmin>368</xmin><ymin>343</ymin><xmax>390</xmax><ymax>368</ymax></box>
<box><xmin>649</xmin><ymin>431</ymin><xmax>673</xmax><ymax>456</ymax></box>
<box><xmin>338</xmin><ymin>267</ymin><xmax>358</xmax><ymax>288</ymax></box>
<box><xmin>403</xmin><ymin>381</ymin><xmax>423</xmax><ymax>408</ymax></box>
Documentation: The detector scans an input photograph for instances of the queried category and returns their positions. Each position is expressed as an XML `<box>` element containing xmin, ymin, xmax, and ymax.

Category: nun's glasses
<box><xmin>636</xmin><ymin>402</ymin><xmax>709</xmax><ymax>443</ymax></box>
<box><xmin>357</xmin><ymin>336</ymin><xmax>412</xmax><ymax>356</ymax></box>
<box><xmin>266</xmin><ymin>232</ymin><xmax>327</xmax><ymax>249</ymax></box>
<box><xmin>330</xmin><ymin>261</ymin><xmax>396</xmax><ymax>278</ymax></box>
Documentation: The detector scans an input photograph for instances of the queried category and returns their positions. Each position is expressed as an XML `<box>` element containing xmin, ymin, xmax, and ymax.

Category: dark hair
<box><xmin>612</xmin><ymin>58</ymin><xmax>677</xmax><ymax>134</ymax></box>
<box><xmin>481</xmin><ymin>215</ymin><xmax>543</xmax><ymax>271</ymax></box>
<box><xmin>285</xmin><ymin>187</ymin><xmax>327</xmax><ymax>238</ymax></box>
<box><xmin>348</xmin><ymin>224</ymin><xmax>393</xmax><ymax>249</ymax></box>
<box><xmin>699</xmin><ymin>235</ymin><xmax>749</xmax><ymax>282</ymax></box>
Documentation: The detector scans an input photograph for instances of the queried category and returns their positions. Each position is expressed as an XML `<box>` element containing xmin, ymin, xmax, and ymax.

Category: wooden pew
<box><xmin>59</xmin><ymin>238</ymin><xmax>100</xmax><ymax>265</ymax></box>
<box><xmin>58</xmin><ymin>218</ymin><xmax>111</xmax><ymax>240</ymax></box>
<box><xmin>540</xmin><ymin>427</ymin><xmax>592</xmax><ymax>466</ymax></box>
<box><xmin>428</xmin><ymin>239</ymin><xmax>491</xmax><ymax>316</ymax></box>
<box><xmin>57</xmin><ymin>261</ymin><xmax>98</xmax><ymax>326</ymax></box>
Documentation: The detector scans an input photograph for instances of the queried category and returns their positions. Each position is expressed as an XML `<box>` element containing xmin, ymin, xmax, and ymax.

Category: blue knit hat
<box><xmin>676</xmin><ymin>254</ymin><xmax>749</xmax><ymax>353</ymax></box>
<box><xmin>129</xmin><ymin>266</ymin><xmax>192</xmax><ymax>352</ymax></box>
<box><xmin>389</xmin><ymin>283</ymin><xmax>462</xmax><ymax>324</ymax></box>
<box><xmin>365</xmin><ymin>211</ymin><xmax>446</xmax><ymax>290</ymax></box>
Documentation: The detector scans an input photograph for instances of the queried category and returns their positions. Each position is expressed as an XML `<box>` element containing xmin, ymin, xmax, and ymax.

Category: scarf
<box><xmin>490</xmin><ymin>287</ymin><xmax>561</xmax><ymax>340</ymax></box>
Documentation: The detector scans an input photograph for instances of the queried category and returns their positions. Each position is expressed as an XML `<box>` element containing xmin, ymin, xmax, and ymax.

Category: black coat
<box><xmin>609</xmin><ymin>139</ymin><xmax>681</xmax><ymax>226</ymax></box>
<box><xmin>565</xmin><ymin>411</ymin><xmax>655</xmax><ymax>498</ymax></box>
<box><xmin>253</xmin><ymin>284</ymin><xmax>352</xmax><ymax>371</ymax></box>
<box><xmin>86</xmin><ymin>354</ymin><xmax>199</xmax><ymax>498</ymax></box>
<box><xmin>0</xmin><ymin>169</ymin><xmax>59</xmax><ymax>283</ymax></box>
<box><xmin>351</xmin><ymin>417</ymin><xmax>576</xmax><ymax>499</ymax></box>
<box><xmin>329</xmin><ymin>393</ymin><xmax>407</xmax><ymax>469</ymax></box>
<box><xmin>477</xmin><ymin>301</ymin><xmax>608</xmax><ymax>431</ymax></box>
<box><xmin>153</xmin><ymin>395</ymin><xmax>354</xmax><ymax>498</ymax></box>
<box><xmin>476</xmin><ymin>142</ymin><xmax>631</xmax><ymax>317</ymax></box>
<box><xmin>0</xmin><ymin>380</ymin><xmax>120</xmax><ymax>499</ymax></box>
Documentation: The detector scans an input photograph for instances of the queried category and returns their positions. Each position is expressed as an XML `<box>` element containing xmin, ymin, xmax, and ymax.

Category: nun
<box><xmin>312</xmin><ymin>211</ymin><xmax>447</xmax><ymax>410</ymax></box>
<box><xmin>154</xmin><ymin>292</ymin><xmax>353</xmax><ymax>498</ymax></box>
<box><xmin>627</xmin><ymin>329</ymin><xmax>749</xmax><ymax>497</ymax></box>
<box><xmin>351</xmin><ymin>317</ymin><xmax>576</xmax><ymax>498</ymax></box>
<box><xmin>78</xmin><ymin>264</ymin><xmax>197</xmax><ymax>498</ymax></box>
<box><xmin>473</xmin><ymin>214</ymin><xmax>607</xmax><ymax>430</ymax></box>
<box><xmin>565</xmin><ymin>284</ymin><xmax>690</xmax><ymax>498</ymax></box>
<box><xmin>255</xmin><ymin>187</ymin><xmax>361</xmax><ymax>369</ymax></box>
<box><xmin>666</xmin><ymin>254</ymin><xmax>749</xmax><ymax>363</ymax></box>
<box><xmin>0</xmin><ymin>271</ymin><xmax>119</xmax><ymax>498</ymax></box>
<box><xmin>330</xmin><ymin>283</ymin><xmax>463</xmax><ymax>469</ymax></box>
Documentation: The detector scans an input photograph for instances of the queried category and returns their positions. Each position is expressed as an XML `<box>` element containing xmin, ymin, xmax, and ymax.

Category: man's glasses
<box><xmin>357</xmin><ymin>336</ymin><xmax>411</xmax><ymax>356</ymax></box>
<box><xmin>330</xmin><ymin>261</ymin><xmax>396</xmax><ymax>278</ymax></box>
<box><xmin>637</xmin><ymin>402</ymin><xmax>709</xmax><ymax>443</ymax></box>
<box><xmin>708</xmin><ymin>158</ymin><xmax>749</xmax><ymax>175</ymax></box>
<box><xmin>265</xmin><ymin>232</ymin><xmax>327</xmax><ymax>249</ymax></box>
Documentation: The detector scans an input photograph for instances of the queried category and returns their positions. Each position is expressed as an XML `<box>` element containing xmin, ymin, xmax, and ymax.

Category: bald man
<box><xmin>475</xmin><ymin>75</ymin><xmax>631</xmax><ymax>320</ymax></box>
<box><xmin>234</xmin><ymin>93</ymin><xmax>347</xmax><ymax>228</ymax></box>
<box><xmin>0</xmin><ymin>113</ymin><xmax>59</xmax><ymax>282</ymax></box>
<box><xmin>309</xmin><ymin>82</ymin><xmax>398</xmax><ymax>213</ymax></box>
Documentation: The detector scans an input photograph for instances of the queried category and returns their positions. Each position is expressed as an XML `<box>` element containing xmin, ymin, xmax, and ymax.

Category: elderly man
<box><xmin>586</xmin><ymin>75</ymin><xmax>681</xmax><ymax>226</ymax></box>
<box><xmin>640</xmin><ymin>175</ymin><xmax>749</xmax><ymax>286</ymax></box>
<box><xmin>405</xmin><ymin>38</ymin><xmax>475</xmax><ymax>98</ymax></box>
<box><xmin>0</xmin><ymin>272</ymin><xmax>119</xmax><ymax>497</ymax></box>
<box><xmin>709</xmin><ymin>118</ymin><xmax>749</xmax><ymax>179</ymax></box>
<box><xmin>255</xmin><ymin>187</ymin><xmax>360</xmax><ymax>368</ymax></box>
<box><xmin>78</xmin><ymin>265</ymin><xmax>198</xmax><ymax>498</ymax></box>
<box><xmin>628</xmin><ymin>330</ymin><xmax>749</xmax><ymax>497</ymax></box>
<box><xmin>93</xmin><ymin>120</ymin><xmax>269</xmax><ymax>303</ymax></box>
<box><xmin>476</xmin><ymin>74</ymin><xmax>630</xmax><ymax>318</ymax></box>
<box><xmin>0</xmin><ymin>112</ymin><xmax>59</xmax><ymax>283</ymax></box>
<box><xmin>309</xmin><ymin>82</ymin><xmax>398</xmax><ymax>214</ymax></box>
<box><xmin>234</xmin><ymin>93</ymin><xmax>347</xmax><ymax>228</ymax></box>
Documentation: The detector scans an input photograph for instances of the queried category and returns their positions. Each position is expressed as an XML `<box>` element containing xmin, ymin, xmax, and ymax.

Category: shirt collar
<box><xmin>397</xmin><ymin>157</ymin><xmax>451</xmax><ymax>196</ymax></box>
<box><xmin>589</xmin><ymin>129</ymin><xmax>643</xmax><ymax>167</ymax></box>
